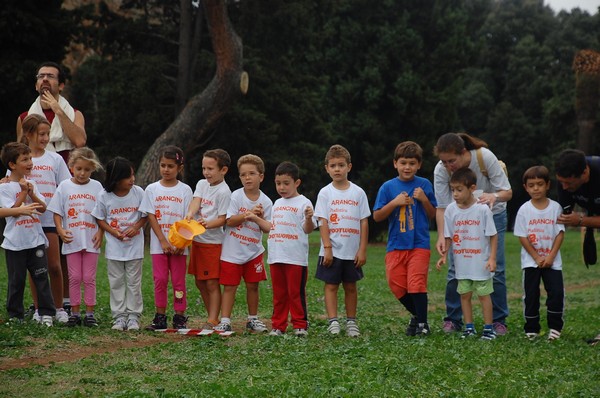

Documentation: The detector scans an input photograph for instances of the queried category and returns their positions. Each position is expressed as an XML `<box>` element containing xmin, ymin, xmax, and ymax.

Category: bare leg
<box><xmin>195</xmin><ymin>279</ymin><xmax>210</xmax><ymax>314</ymax></box>
<box><xmin>220</xmin><ymin>285</ymin><xmax>238</xmax><ymax>318</ymax></box>
<box><xmin>461</xmin><ymin>292</ymin><xmax>473</xmax><ymax>325</ymax></box>
<box><xmin>245</xmin><ymin>281</ymin><xmax>259</xmax><ymax>315</ymax></box>
<box><xmin>206</xmin><ymin>279</ymin><xmax>221</xmax><ymax>323</ymax></box>
<box><xmin>324</xmin><ymin>283</ymin><xmax>339</xmax><ymax>319</ymax></box>
<box><xmin>342</xmin><ymin>281</ymin><xmax>357</xmax><ymax>318</ymax></box>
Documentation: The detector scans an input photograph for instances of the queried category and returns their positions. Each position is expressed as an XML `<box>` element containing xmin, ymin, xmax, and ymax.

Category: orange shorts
<box><xmin>219</xmin><ymin>253</ymin><xmax>267</xmax><ymax>286</ymax></box>
<box><xmin>188</xmin><ymin>242</ymin><xmax>221</xmax><ymax>280</ymax></box>
<box><xmin>385</xmin><ymin>248</ymin><xmax>430</xmax><ymax>298</ymax></box>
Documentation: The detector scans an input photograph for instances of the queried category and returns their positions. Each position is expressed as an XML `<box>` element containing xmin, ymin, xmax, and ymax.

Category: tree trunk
<box><xmin>175</xmin><ymin>0</ymin><xmax>193</xmax><ymax>115</ymax></box>
<box><xmin>137</xmin><ymin>0</ymin><xmax>245</xmax><ymax>187</ymax></box>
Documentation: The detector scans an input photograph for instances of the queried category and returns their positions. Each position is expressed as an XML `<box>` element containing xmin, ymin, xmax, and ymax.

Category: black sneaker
<box><xmin>63</xmin><ymin>303</ymin><xmax>72</xmax><ymax>316</ymax></box>
<box><xmin>145</xmin><ymin>313</ymin><xmax>168</xmax><ymax>331</ymax></box>
<box><xmin>83</xmin><ymin>314</ymin><xmax>98</xmax><ymax>327</ymax></box>
<box><xmin>172</xmin><ymin>314</ymin><xmax>188</xmax><ymax>330</ymax></box>
<box><xmin>66</xmin><ymin>314</ymin><xmax>82</xmax><ymax>327</ymax></box>
<box><xmin>416</xmin><ymin>322</ymin><xmax>430</xmax><ymax>336</ymax></box>
<box><xmin>406</xmin><ymin>316</ymin><xmax>418</xmax><ymax>336</ymax></box>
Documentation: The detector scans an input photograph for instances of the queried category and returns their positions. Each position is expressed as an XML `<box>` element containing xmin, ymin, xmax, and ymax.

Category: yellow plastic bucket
<box><xmin>168</xmin><ymin>220</ymin><xmax>206</xmax><ymax>249</ymax></box>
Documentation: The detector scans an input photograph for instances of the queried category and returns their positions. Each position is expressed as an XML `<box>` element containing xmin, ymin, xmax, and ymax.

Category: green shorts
<box><xmin>457</xmin><ymin>278</ymin><xmax>494</xmax><ymax>296</ymax></box>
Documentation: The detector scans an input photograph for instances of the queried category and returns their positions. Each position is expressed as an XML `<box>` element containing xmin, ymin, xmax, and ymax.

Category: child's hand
<box><xmin>160</xmin><ymin>239</ymin><xmax>174</xmax><ymax>254</ymax></box>
<box><xmin>486</xmin><ymin>259</ymin><xmax>497</xmax><ymax>272</ymax></box>
<box><xmin>412</xmin><ymin>187</ymin><xmax>427</xmax><ymax>203</ymax></box>
<box><xmin>322</xmin><ymin>248</ymin><xmax>333</xmax><ymax>267</ymax></box>
<box><xmin>392</xmin><ymin>192</ymin><xmax>413</xmax><ymax>207</ymax></box>
<box><xmin>17</xmin><ymin>203</ymin><xmax>43</xmax><ymax>218</ymax></box>
<box><xmin>251</xmin><ymin>203</ymin><xmax>264</xmax><ymax>218</ymax></box>
<box><xmin>540</xmin><ymin>255</ymin><xmax>555</xmax><ymax>269</ymax></box>
<box><xmin>304</xmin><ymin>206</ymin><xmax>314</xmax><ymax>220</ymax></box>
<box><xmin>120</xmin><ymin>226</ymin><xmax>138</xmax><ymax>239</ymax></box>
<box><xmin>436</xmin><ymin>257</ymin><xmax>446</xmax><ymax>271</ymax></box>
<box><xmin>184</xmin><ymin>211</ymin><xmax>195</xmax><ymax>221</ymax></box>
<box><xmin>92</xmin><ymin>229</ymin><xmax>103</xmax><ymax>250</ymax></box>
<box><xmin>18</xmin><ymin>178</ymin><xmax>29</xmax><ymax>192</ymax></box>
<box><xmin>244</xmin><ymin>211</ymin><xmax>259</xmax><ymax>223</ymax></box>
<box><xmin>59</xmin><ymin>229</ymin><xmax>74</xmax><ymax>244</ymax></box>
<box><xmin>354</xmin><ymin>250</ymin><xmax>367</xmax><ymax>268</ymax></box>
<box><xmin>173</xmin><ymin>247</ymin><xmax>184</xmax><ymax>256</ymax></box>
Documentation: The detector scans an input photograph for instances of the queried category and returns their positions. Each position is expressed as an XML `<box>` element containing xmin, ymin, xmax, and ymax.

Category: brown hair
<box><xmin>434</xmin><ymin>132</ymin><xmax>488</xmax><ymax>156</ymax></box>
<box><xmin>325</xmin><ymin>144</ymin><xmax>351</xmax><ymax>164</ymax></box>
<box><xmin>449</xmin><ymin>167</ymin><xmax>477</xmax><ymax>188</ymax></box>
<box><xmin>394</xmin><ymin>141</ymin><xmax>423</xmax><ymax>162</ymax></box>
<box><xmin>20</xmin><ymin>114</ymin><xmax>51</xmax><ymax>145</ymax></box>
<box><xmin>522</xmin><ymin>165</ymin><xmax>550</xmax><ymax>184</ymax></box>
<box><xmin>1</xmin><ymin>142</ymin><xmax>31</xmax><ymax>169</ymax></box>
<box><xmin>237</xmin><ymin>154</ymin><xmax>265</xmax><ymax>174</ymax></box>
<box><xmin>203</xmin><ymin>148</ymin><xmax>231</xmax><ymax>170</ymax></box>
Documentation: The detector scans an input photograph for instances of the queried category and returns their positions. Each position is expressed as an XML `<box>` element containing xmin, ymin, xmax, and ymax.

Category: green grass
<box><xmin>1</xmin><ymin>230</ymin><xmax>600</xmax><ymax>397</ymax></box>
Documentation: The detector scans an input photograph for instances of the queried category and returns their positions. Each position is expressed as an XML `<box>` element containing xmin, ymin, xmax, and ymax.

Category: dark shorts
<box><xmin>42</xmin><ymin>227</ymin><xmax>57</xmax><ymax>234</ymax></box>
<box><xmin>315</xmin><ymin>256</ymin><xmax>364</xmax><ymax>284</ymax></box>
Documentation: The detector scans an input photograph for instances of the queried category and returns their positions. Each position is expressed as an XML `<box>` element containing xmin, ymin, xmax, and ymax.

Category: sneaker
<box><xmin>214</xmin><ymin>321</ymin><xmax>232</xmax><ymax>332</ymax></box>
<box><xmin>127</xmin><ymin>318</ymin><xmax>140</xmax><ymax>331</ymax></box>
<box><xmin>145</xmin><ymin>313</ymin><xmax>168</xmax><ymax>331</ymax></box>
<box><xmin>83</xmin><ymin>314</ymin><xmax>98</xmax><ymax>327</ymax></box>
<box><xmin>346</xmin><ymin>320</ymin><xmax>360</xmax><ymax>337</ymax></box>
<box><xmin>112</xmin><ymin>318</ymin><xmax>128</xmax><ymax>331</ymax></box>
<box><xmin>201</xmin><ymin>322</ymin><xmax>216</xmax><ymax>330</ymax></box>
<box><xmin>41</xmin><ymin>315</ymin><xmax>53</xmax><ymax>327</ymax></box>
<box><xmin>548</xmin><ymin>329</ymin><xmax>561</xmax><ymax>341</ymax></box>
<box><xmin>525</xmin><ymin>332</ymin><xmax>539</xmax><ymax>340</ymax></box>
<box><xmin>63</xmin><ymin>302</ymin><xmax>72</xmax><ymax>315</ymax></box>
<box><xmin>327</xmin><ymin>320</ymin><xmax>341</xmax><ymax>335</ymax></box>
<box><xmin>172</xmin><ymin>314</ymin><xmax>188</xmax><ymax>330</ymax></box>
<box><xmin>442</xmin><ymin>320</ymin><xmax>462</xmax><ymax>333</ymax></box>
<box><xmin>461</xmin><ymin>328</ymin><xmax>477</xmax><ymax>339</ymax></box>
<box><xmin>481</xmin><ymin>329</ymin><xmax>497</xmax><ymax>340</ymax></box>
<box><xmin>246</xmin><ymin>318</ymin><xmax>268</xmax><ymax>333</ymax></box>
<box><xmin>294</xmin><ymin>328</ymin><xmax>308</xmax><ymax>337</ymax></box>
<box><xmin>55</xmin><ymin>309</ymin><xmax>69</xmax><ymax>324</ymax></box>
<box><xmin>269</xmin><ymin>329</ymin><xmax>285</xmax><ymax>336</ymax></box>
<box><xmin>33</xmin><ymin>309</ymin><xmax>41</xmax><ymax>323</ymax></box>
<box><xmin>416</xmin><ymin>322</ymin><xmax>430</xmax><ymax>336</ymax></box>
<box><xmin>66</xmin><ymin>314</ymin><xmax>82</xmax><ymax>327</ymax></box>
<box><xmin>493</xmin><ymin>322</ymin><xmax>508</xmax><ymax>336</ymax></box>
<box><xmin>406</xmin><ymin>316</ymin><xmax>418</xmax><ymax>336</ymax></box>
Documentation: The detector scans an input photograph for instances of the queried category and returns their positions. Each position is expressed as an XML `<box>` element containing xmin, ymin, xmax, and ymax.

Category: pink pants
<box><xmin>151</xmin><ymin>254</ymin><xmax>187</xmax><ymax>312</ymax></box>
<box><xmin>66</xmin><ymin>251</ymin><xmax>99</xmax><ymax>307</ymax></box>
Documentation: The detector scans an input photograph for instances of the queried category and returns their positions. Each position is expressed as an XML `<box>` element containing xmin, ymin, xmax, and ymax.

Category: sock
<box><xmin>86</xmin><ymin>312</ymin><xmax>94</xmax><ymax>317</ymax></box>
<box><xmin>399</xmin><ymin>295</ymin><xmax>416</xmax><ymax>315</ymax></box>
<box><xmin>328</xmin><ymin>317</ymin><xmax>338</xmax><ymax>324</ymax></box>
<box><xmin>466</xmin><ymin>323</ymin><xmax>475</xmax><ymax>330</ymax></box>
<box><xmin>411</xmin><ymin>293</ymin><xmax>428</xmax><ymax>324</ymax></box>
<box><xmin>221</xmin><ymin>317</ymin><xmax>231</xmax><ymax>325</ymax></box>
<box><xmin>63</xmin><ymin>298</ymin><xmax>71</xmax><ymax>305</ymax></box>
<box><xmin>248</xmin><ymin>315</ymin><xmax>258</xmax><ymax>320</ymax></box>
<box><xmin>72</xmin><ymin>312</ymin><xmax>81</xmax><ymax>317</ymax></box>
<box><xmin>483</xmin><ymin>324</ymin><xmax>493</xmax><ymax>331</ymax></box>
<box><xmin>346</xmin><ymin>317</ymin><xmax>356</xmax><ymax>323</ymax></box>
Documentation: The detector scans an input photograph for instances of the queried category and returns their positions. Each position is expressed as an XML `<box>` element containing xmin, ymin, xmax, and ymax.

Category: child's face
<box><xmin>450</xmin><ymin>181</ymin><xmax>475</xmax><ymax>206</ymax></box>
<box><xmin>160</xmin><ymin>157</ymin><xmax>183</xmax><ymax>182</ymax></box>
<box><xmin>393</xmin><ymin>157</ymin><xmax>421</xmax><ymax>181</ymax></box>
<box><xmin>28</xmin><ymin>124</ymin><xmax>50</xmax><ymax>152</ymax></box>
<box><xmin>325</xmin><ymin>157</ymin><xmax>351</xmax><ymax>183</ymax></box>
<box><xmin>524</xmin><ymin>177</ymin><xmax>550</xmax><ymax>201</ymax></box>
<box><xmin>10</xmin><ymin>153</ymin><xmax>33</xmax><ymax>177</ymax></box>
<box><xmin>275</xmin><ymin>174</ymin><xmax>300</xmax><ymax>199</ymax></box>
<box><xmin>115</xmin><ymin>168</ymin><xmax>135</xmax><ymax>192</ymax></box>
<box><xmin>239</xmin><ymin>163</ymin><xmax>263</xmax><ymax>191</ymax></box>
<box><xmin>70</xmin><ymin>159</ymin><xmax>95</xmax><ymax>185</ymax></box>
<box><xmin>202</xmin><ymin>156</ymin><xmax>227</xmax><ymax>185</ymax></box>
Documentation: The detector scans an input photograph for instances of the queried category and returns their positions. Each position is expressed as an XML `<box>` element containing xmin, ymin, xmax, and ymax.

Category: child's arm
<box><xmin>226</xmin><ymin>212</ymin><xmax>247</xmax><ymax>228</ymax></box>
<box><xmin>302</xmin><ymin>206</ymin><xmax>316</xmax><ymax>234</ymax></box>
<box><xmin>486</xmin><ymin>234</ymin><xmax>498</xmax><ymax>272</ymax></box>
<box><xmin>147</xmin><ymin>213</ymin><xmax>174</xmax><ymax>254</ymax></box>
<box><xmin>413</xmin><ymin>187</ymin><xmax>436</xmax><ymax>219</ymax></box>
<box><xmin>435</xmin><ymin>208</ymin><xmax>447</xmax><ymax>256</ymax></box>
<box><xmin>518</xmin><ymin>236</ymin><xmax>544</xmax><ymax>267</ymax></box>
<box><xmin>319</xmin><ymin>217</ymin><xmax>334</xmax><ymax>267</ymax></box>
<box><xmin>121</xmin><ymin>217</ymin><xmax>148</xmax><ymax>239</ymax></box>
<box><xmin>96</xmin><ymin>219</ymin><xmax>122</xmax><ymax>240</ymax></box>
<box><xmin>54</xmin><ymin>213</ymin><xmax>73</xmax><ymax>244</ymax></box>
<box><xmin>372</xmin><ymin>193</ymin><xmax>411</xmax><ymax>222</ymax></box>
<box><xmin>436</xmin><ymin>237</ymin><xmax>451</xmax><ymax>270</ymax></box>
<box><xmin>185</xmin><ymin>197</ymin><xmax>202</xmax><ymax>221</ymax></box>
<box><xmin>24</xmin><ymin>180</ymin><xmax>46</xmax><ymax>212</ymax></box>
<box><xmin>354</xmin><ymin>217</ymin><xmax>369</xmax><ymax>268</ymax></box>
<box><xmin>0</xmin><ymin>203</ymin><xmax>43</xmax><ymax>218</ymax></box>
<box><xmin>244</xmin><ymin>206</ymin><xmax>272</xmax><ymax>233</ymax></box>
<box><xmin>92</xmin><ymin>223</ymin><xmax>103</xmax><ymax>250</ymax></box>
<box><xmin>540</xmin><ymin>230</ymin><xmax>565</xmax><ymax>269</ymax></box>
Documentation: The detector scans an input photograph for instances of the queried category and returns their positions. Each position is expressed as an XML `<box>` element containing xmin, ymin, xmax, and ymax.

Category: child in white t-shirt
<box><xmin>437</xmin><ymin>167</ymin><xmax>497</xmax><ymax>340</ymax></box>
<box><xmin>514</xmin><ymin>165</ymin><xmax>565</xmax><ymax>341</ymax></box>
<box><xmin>49</xmin><ymin>147</ymin><xmax>103</xmax><ymax>327</ymax></box>
<box><xmin>214</xmin><ymin>154</ymin><xmax>273</xmax><ymax>333</ymax></box>
<box><xmin>92</xmin><ymin>157</ymin><xmax>147</xmax><ymax>331</ymax></box>
<box><xmin>267</xmin><ymin>161</ymin><xmax>316</xmax><ymax>337</ymax></box>
<box><xmin>314</xmin><ymin>145</ymin><xmax>371</xmax><ymax>337</ymax></box>
<box><xmin>140</xmin><ymin>146</ymin><xmax>193</xmax><ymax>331</ymax></box>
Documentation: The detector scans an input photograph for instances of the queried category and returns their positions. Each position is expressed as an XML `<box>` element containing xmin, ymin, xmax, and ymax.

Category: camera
<box><xmin>563</xmin><ymin>205</ymin><xmax>572</xmax><ymax>215</ymax></box>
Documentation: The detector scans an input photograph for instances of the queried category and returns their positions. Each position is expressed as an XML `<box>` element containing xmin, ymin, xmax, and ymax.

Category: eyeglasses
<box><xmin>36</xmin><ymin>73</ymin><xmax>58</xmax><ymax>80</ymax></box>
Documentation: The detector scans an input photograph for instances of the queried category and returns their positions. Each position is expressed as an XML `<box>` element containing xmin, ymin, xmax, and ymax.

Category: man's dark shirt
<box><xmin>558</xmin><ymin>156</ymin><xmax>600</xmax><ymax>216</ymax></box>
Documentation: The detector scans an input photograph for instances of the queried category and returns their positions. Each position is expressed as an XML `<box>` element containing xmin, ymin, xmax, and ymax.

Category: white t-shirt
<box><xmin>0</xmin><ymin>180</ymin><xmax>48</xmax><ymax>250</ymax></box>
<box><xmin>220</xmin><ymin>188</ymin><xmax>273</xmax><ymax>264</ymax></box>
<box><xmin>139</xmin><ymin>180</ymin><xmax>193</xmax><ymax>255</ymax></box>
<box><xmin>444</xmin><ymin>202</ymin><xmax>497</xmax><ymax>280</ymax></box>
<box><xmin>434</xmin><ymin>148</ymin><xmax>511</xmax><ymax>215</ymax></box>
<box><xmin>191</xmin><ymin>179</ymin><xmax>231</xmax><ymax>244</ymax></box>
<box><xmin>267</xmin><ymin>195</ymin><xmax>316</xmax><ymax>266</ymax></box>
<box><xmin>48</xmin><ymin>178</ymin><xmax>103</xmax><ymax>254</ymax></box>
<box><xmin>514</xmin><ymin>199</ymin><xmax>564</xmax><ymax>270</ymax></box>
<box><xmin>92</xmin><ymin>186</ymin><xmax>146</xmax><ymax>261</ymax></box>
<box><xmin>25</xmin><ymin>151</ymin><xmax>71</xmax><ymax>227</ymax></box>
<box><xmin>314</xmin><ymin>182</ymin><xmax>371</xmax><ymax>260</ymax></box>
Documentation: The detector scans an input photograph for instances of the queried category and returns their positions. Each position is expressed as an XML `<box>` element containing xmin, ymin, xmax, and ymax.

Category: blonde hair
<box><xmin>20</xmin><ymin>114</ymin><xmax>51</xmax><ymax>145</ymax></box>
<box><xmin>68</xmin><ymin>147</ymin><xmax>103</xmax><ymax>171</ymax></box>
<box><xmin>237</xmin><ymin>154</ymin><xmax>265</xmax><ymax>174</ymax></box>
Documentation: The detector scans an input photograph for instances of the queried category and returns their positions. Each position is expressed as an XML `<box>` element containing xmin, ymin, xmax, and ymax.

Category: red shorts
<box><xmin>385</xmin><ymin>248</ymin><xmax>430</xmax><ymax>298</ymax></box>
<box><xmin>220</xmin><ymin>253</ymin><xmax>267</xmax><ymax>286</ymax></box>
<box><xmin>188</xmin><ymin>242</ymin><xmax>221</xmax><ymax>280</ymax></box>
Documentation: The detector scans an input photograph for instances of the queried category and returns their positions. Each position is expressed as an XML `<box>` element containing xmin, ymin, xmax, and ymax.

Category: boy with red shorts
<box><xmin>373</xmin><ymin>141</ymin><xmax>437</xmax><ymax>336</ymax></box>
<box><xmin>214</xmin><ymin>154</ymin><xmax>273</xmax><ymax>333</ymax></box>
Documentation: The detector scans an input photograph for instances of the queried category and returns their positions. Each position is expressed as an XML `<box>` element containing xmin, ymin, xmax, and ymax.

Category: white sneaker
<box><xmin>41</xmin><ymin>315</ymin><xmax>53</xmax><ymax>327</ymax></box>
<box><xmin>55</xmin><ymin>309</ymin><xmax>69</xmax><ymax>324</ymax></box>
<box><xmin>246</xmin><ymin>318</ymin><xmax>268</xmax><ymax>333</ymax></box>
<box><xmin>294</xmin><ymin>328</ymin><xmax>308</xmax><ymax>337</ymax></box>
<box><xmin>269</xmin><ymin>329</ymin><xmax>285</xmax><ymax>336</ymax></box>
<box><xmin>327</xmin><ymin>320</ymin><xmax>341</xmax><ymax>335</ymax></box>
<box><xmin>346</xmin><ymin>320</ymin><xmax>360</xmax><ymax>337</ymax></box>
<box><xmin>126</xmin><ymin>318</ymin><xmax>140</xmax><ymax>331</ymax></box>
<box><xmin>33</xmin><ymin>309</ymin><xmax>41</xmax><ymax>323</ymax></box>
<box><xmin>112</xmin><ymin>318</ymin><xmax>128</xmax><ymax>331</ymax></box>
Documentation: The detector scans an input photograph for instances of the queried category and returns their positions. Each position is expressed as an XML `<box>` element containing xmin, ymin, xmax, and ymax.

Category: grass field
<box><xmin>0</xmin><ymin>230</ymin><xmax>599</xmax><ymax>397</ymax></box>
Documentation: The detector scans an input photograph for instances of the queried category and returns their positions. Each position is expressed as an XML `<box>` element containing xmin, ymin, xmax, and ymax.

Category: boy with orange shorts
<box><xmin>186</xmin><ymin>149</ymin><xmax>231</xmax><ymax>329</ymax></box>
<box><xmin>373</xmin><ymin>142</ymin><xmax>437</xmax><ymax>336</ymax></box>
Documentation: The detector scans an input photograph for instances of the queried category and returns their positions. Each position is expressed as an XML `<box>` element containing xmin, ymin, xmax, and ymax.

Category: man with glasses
<box><xmin>16</xmin><ymin>62</ymin><xmax>86</xmax><ymax>164</ymax></box>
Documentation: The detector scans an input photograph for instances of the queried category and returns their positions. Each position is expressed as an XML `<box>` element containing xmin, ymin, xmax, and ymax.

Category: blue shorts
<box><xmin>315</xmin><ymin>256</ymin><xmax>363</xmax><ymax>284</ymax></box>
